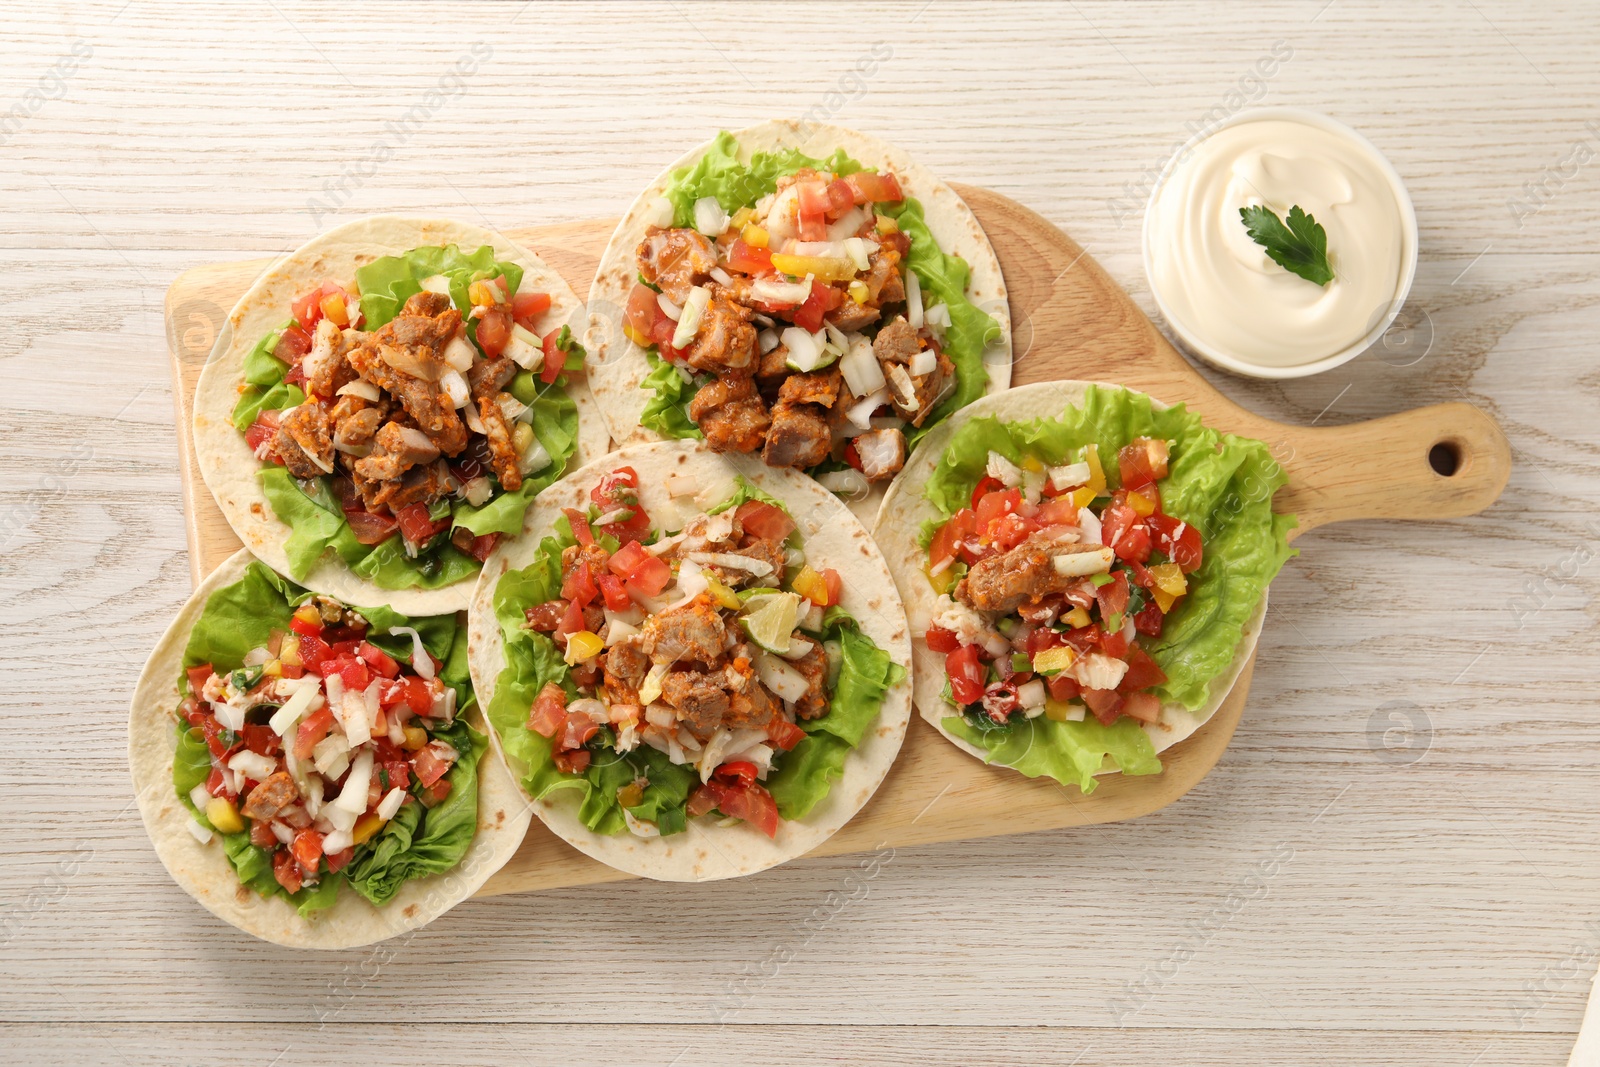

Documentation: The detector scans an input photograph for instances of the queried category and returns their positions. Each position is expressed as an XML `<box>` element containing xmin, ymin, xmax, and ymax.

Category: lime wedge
<box><xmin>741</xmin><ymin>592</ymin><xmax>801</xmax><ymax>655</ymax></box>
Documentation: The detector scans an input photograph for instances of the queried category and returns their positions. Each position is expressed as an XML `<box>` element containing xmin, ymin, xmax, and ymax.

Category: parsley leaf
<box><xmin>1238</xmin><ymin>204</ymin><xmax>1334</xmax><ymax>287</ymax></box>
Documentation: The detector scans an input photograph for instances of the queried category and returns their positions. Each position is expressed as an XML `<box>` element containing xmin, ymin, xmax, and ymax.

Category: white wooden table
<box><xmin>3</xmin><ymin>2</ymin><xmax>1596</xmax><ymax>1063</ymax></box>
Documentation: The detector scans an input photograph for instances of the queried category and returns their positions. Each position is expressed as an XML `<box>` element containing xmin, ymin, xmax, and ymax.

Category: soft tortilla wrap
<box><xmin>467</xmin><ymin>439</ymin><xmax>912</xmax><ymax>881</ymax></box>
<box><xmin>128</xmin><ymin>549</ymin><xmax>531</xmax><ymax>949</ymax></box>
<box><xmin>585</xmin><ymin>120</ymin><xmax>1012</xmax><ymax>523</ymax></box>
<box><xmin>873</xmin><ymin>381</ymin><xmax>1267</xmax><ymax>774</ymax></box>
<box><xmin>193</xmin><ymin>216</ymin><xmax>610</xmax><ymax>615</ymax></box>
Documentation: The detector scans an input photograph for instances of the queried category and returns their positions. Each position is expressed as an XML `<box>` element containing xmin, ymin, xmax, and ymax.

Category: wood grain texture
<box><xmin>4</xmin><ymin>1</ymin><xmax>1597</xmax><ymax>1064</ymax></box>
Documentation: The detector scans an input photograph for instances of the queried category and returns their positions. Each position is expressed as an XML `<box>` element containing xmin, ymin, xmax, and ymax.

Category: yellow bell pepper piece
<box><xmin>792</xmin><ymin>565</ymin><xmax>829</xmax><ymax>606</ymax></box>
<box><xmin>402</xmin><ymin>725</ymin><xmax>429</xmax><ymax>751</ymax></box>
<box><xmin>705</xmin><ymin>577</ymin><xmax>742</xmax><ymax>611</ymax></box>
<box><xmin>741</xmin><ymin>223</ymin><xmax>769</xmax><ymax>248</ymax></box>
<box><xmin>205</xmin><ymin>796</ymin><xmax>243</xmax><ymax>835</ymax></box>
<box><xmin>564</xmin><ymin>631</ymin><xmax>605</xmax><ymax>665</ymax></box>
<box><xmin>293</xmin><ymin>604</ymin><xmax>322</xmax><ymax>629</ymax></box>
<box><xmin>1084</xmin><ymin>443</ymin><xmax>1107</xmax><ymax>497</ymax></box>
<box><xmin>1127</xmin><ymin>488</ymin><xmax>1157</xmax><ymax>517</ymax></box>
<box><xmin>616</xmin><ymin>782</ymin><xmax>644</xmax><ymax>808</ymax></box>
<box><xmin>1043</xmin><ymin>697</ymin><xmax>1082</xmax><ymax>723</ymax></box>
<box><xmin>848</xmin><ymin>280</ymin><xmax>870</xmax><ymax>304</ymax></box>
<box><xmin>1062</xmin><ymin>606</ymin><xmax>1092</xmax><ymax>629</ymax></box>
<box><xmin>624</xmin><ymin>323</ymin><xmax>652</xmax><ymax>348</ymax></box>
<box><xmin>769</xmin><ymin>253</ymin><xmax>857</xmax><ymax>283</ymax></box>
<box><xmin>1069</xmin><ymin>486</ymin><xmax>1096</xmax><ymax>509</ymax></box>
<box><xmin>1022</xmin><ymin>455</ymin><xmax>1044</xmax><ymax>473</ymax></box>
<box><xmin>926</xmin><ymin>564</ymin><xmax>958</xmax><ymax>596</ymax></box>
<box><xmin>1032</xmin><ymin>646</ymin><xmax>1078</xmax><ymax>675</ymax></box>
<box><xmin>352</xmin><ymin>812</ymin><xmax>385</xmax><ymax>846</ymax></box>
<box><xmin>468</xmin><ymin>278</ymin><xmax>506</xmax><ymax>307</ymax></box>
<box><xmin>730</xmin><ymin>206</ymin><xmax>755</xmax><ymax>230</ymax></box>
<box><xmin>875</xmin><ymin>214</ymin><xmax>899</xmax><ymax>234</ymax></box>
<box><xmin>1148</xmin><ymin>562</ymin><xmax>1187</xmax><ymax>612</ymax></box>
<box><xmin>319</xmin><ymin>292</ymin><xmax>351</xmax><ymax>328</ymax></box>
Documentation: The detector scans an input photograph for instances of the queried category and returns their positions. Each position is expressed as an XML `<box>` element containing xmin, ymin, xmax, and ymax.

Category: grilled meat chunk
<box><xmin>872</xmin><ymin>315</ymin><xmax>922</xmax><ymax>365</ymax></box>
<box><xmin>640</xmin><ymin>597</ymin><xmax>728</xmax><ymax>667</ymax></box>
<box><xmin>725</xmin><ymin>678</ymin><xmax>780</xmax><ymax>730</ymax></box>
<box><xmin>776</xmin><ymin>366</ymin><xmax>842</xmax><ymax>409</ymax></box>
<box><xmin>240</xmin><ymin>771</ymin><xmax>300</xmax><ymax>821</ymax></box>
<box><xmin>863</xmin><ymin>246</ymin><xmax>905</xmax><ymax>305</ymax></box>
<box><xmin>826</xmin><ymin>301</ymin><xmax>880</xmax><ymax>333</ymax></box>
<box><xmin>689</xmin><ymin>376</ymin><xmax>770</xmax><ymax>454</ymax></box>
<box><xmin>763</xmin><ymin>401</ymin><xmax>831</xmax><ymax>470</ymax></box>
<box><xmin>661</xmin><ymin>669</ymin><xmax>731</xmax><ymax>736</ymax></box>
<box><xmin>638</xmin><ymin>228</ymin><xmax>717</xmax><ymax>305</ymax></box>
<box><xmin>955</xmin><ymin>531</ymin><xmax>1110</xmax><ymax>615</ymax></box>
<box><xmin>352</xmin><ymin>421</ymin><xmax>440</xmax><ymax>491</ymax></box>
<box><xmin>853</xmin><ymin>427</ymin><xmax>906</xmax><ymax>482</ymax></box>
<box><xmin>470</xmin><ymin>354</ymin><xmax>522</xmax><ymax>492</ymax></box>
<box><xmin>683</xmin><ymin>291</ymin><xmax>757</xmax><ymax>374</ymax></box>
<box><xmin>345</xmin><ymin>297</ymin><xmax>468</xmax><ymax>455</ymax></box>
<box><xmin>603</xmin><ymin>638</ymin><xmax>650</xmax><ymax>704</ymax></box>
<box><xmin>275</xmin><ymin>399</ymin><xmax>336</xmax><ymax>478</ymax></box>
<box><xmin>329</xmin><ymin>394</ymin><xmax>386</xmax><ymax>456</ymax></box>
<box><xmin>754</xmin><ymin>341</ymin><xmax>791</xmax><ymax>391</ymax></box>
<box><xmin>789</xmin><ymin>641</ymin><xmax>830</xmax><ymax>721</ymax></box>
<box><xmin>304</xmin><ymin>317</ymin><xmax>359</xmax><ymax>399</ymax></box>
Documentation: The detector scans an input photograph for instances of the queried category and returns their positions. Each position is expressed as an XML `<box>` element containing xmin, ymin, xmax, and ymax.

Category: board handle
<box><xmin>1275</xmin><ymin>402</ymin><xmax>1511</xmax><ymax>536</ymax></box>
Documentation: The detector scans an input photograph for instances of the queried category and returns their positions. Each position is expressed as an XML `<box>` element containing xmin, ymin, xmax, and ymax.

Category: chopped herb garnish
<box><xmin>1239</xmin><ymin>204</ymin><xmax>1333</xmax><ymax>287</ymax></box>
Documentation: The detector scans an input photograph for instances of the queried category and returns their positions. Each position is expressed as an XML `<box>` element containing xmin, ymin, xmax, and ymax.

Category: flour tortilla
<box><xmin>128</xmin><ymin>549</ymin><xmax>531</xmax><ymax>949</ymax></box>
<box><xmin>873</xmin><ymin>381</ymin><xmax>1267</xmax><ymax>776</ymax></box>
<box><xmin>585</xmin><ymin>120</ymin><xmax>1012</xmax><ymax>524</ymax></box>
<box><xmin>193</xmin><ymin>216</ymin><xmax>611</xmax><ymax>616</ymax></box>
<box><xmin>467</xmin><ymin>439</ymin><xmax>913</xmax><ymax>881</ymax></box>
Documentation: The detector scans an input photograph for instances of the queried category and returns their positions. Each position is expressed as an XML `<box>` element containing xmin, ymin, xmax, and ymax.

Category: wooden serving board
<box><xmin>163</xmin><ymin>186</ymin><xmax>1511</xmax><ymax>896</ymax></box>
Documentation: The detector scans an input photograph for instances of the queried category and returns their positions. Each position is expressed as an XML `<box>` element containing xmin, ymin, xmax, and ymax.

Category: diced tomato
<box><xmin>945</xmin><ymin>645</ymin><xmax>986</xmax><ymax>706</ymax></box>
<box><xmin>1124</xmin><ymin>559</ymin><xmax>1154</xmax><ymax>590</ymax></box>
<box><xmin>357</xmin><ymin>641</ymin><xmax>400</xmax><ymax>679</ymax></box>
<box><xmin>819</xmin><ymin>568</ymin><xmax>843</xmax><ymax>608</ymax></box>
<box><xmin>974</xmin><ymin>487</ymin><xmax>1022</xmax><ymax>538</ymax></box>
<box><xmin>1148</xmin><ymin>513</ymin><xmax>1203</xmax><ymax>573</ymax></box>
<box><xmin>1046</xmin><ymin>673</ymin><xmax>1082</xmax><ymax>702</ymax></box>
<box><xmin>593</xmin><ymin>572</ymin><xmax>632</xmax><ymax>612</ymax></box>
<box><xmin>1100</xmin><ymin>503</ymin><xmax>1140</xmax><ymax>556</ymax></box>
<box><xmin>796</xmin><ymin>180</ymin><xmax>830</xmax><ymax>240</ymax></box>
<box><xmin>539</xmin><ymin>328</ymin><xmax>566</xmax><ymax>384</ymax></box>
<box><xmin>411</xmin><ymin>741</ymin><xmax>456</xmax><ymax>788</ymax></box>
<box><xmin>290</xmin><ymin>828</ymin><xmax>324</xmax><ymax>872</ymax></box>
<box><xmin>272</xmin><ymin>324</ymin><xmax>313</xmax><ymax>365</ymax></box>
<box><xmin>792</xmin><ymin>279</ymin><xmax>842</xmax><ymax>332</ymax></box>
<box><xmin>1117</xmin><ymin>437</ymin><xmax>1170</xmax><ymax>489</ymax></box>
<box><xmin>200</xmin><ymin>716</ymin><xmax>237</xmax><ymax>760</ymax></box>
<box><xmin>624</xmin><ymin>556</ymin><xmax>672</xmax><ymax>598</ymax></box>
<box><xmin>186</xmin><ymin>664</ymin><xmax>214</xmax><ymax>695</ymax></box>
<box><xmin>767</xmin><ymin>719</ymin><xmax>806</xmax><ymax>751</ymax></box>
<box><xmin>1062</xmin><ymin>625</ymin><xmax>1101</xmax><ymax>655</ymax></box>
<box><xmin>283</xmin><ymin>362</ymin><xmax>308</xmax><ymax>388</ymax></box>
<box><xmin>843</xmin><ymin>171</ymin><xmax>904</xmax><ymax>204</ymax></box>
<box><xmin>970</xmin><ymin>476</ymin><xmax>1004</xmax><ymax>509</ymax></box>
<box><xmin>241</xmin><ymin>724</ymin><xmax>281</xmax><ymax>757</ymax></box>
<box><xmin>1099</xmin><ymin>627</ymin><xmax>1131</xmax><ymax>659</ymax></box>
<box><xmin>342</xmin><ymin>507</ymin><xmax>398</xmax><ymax>546</ymax></box>
<box><xmin>841</xmin><ymin>438</ymin><xmax>862</xmax><ymax>471</ymax></box>
<box><xmin>1025</xmin><ymin>627</ymin><xmax>1066</xmax><ymax>657</ymax></box>
<box><xmin>1120</xmin><ymin>691</ymin><xmax>1161</xmax><ymax>724</ymax></box>
<box><xmin>289</xmin><ymin>612</ymin><xmax>323</xmax><ymax>637</ymax></box>
<box><xmin>1083</xmin><ymin>688</ymin><xmax>1124</xmax><ymax>726</ymax></box>
<box><xmin>715</xmin><ymin>760</ymin><xmax>759</xmax><ymax>789</ymax></box>
<box><xmin>1113</xmin><ymin>522</ymin><xmax>1152</xmax><ymax>564</ymax></box>
<box><xmin>1035</xmin><ymin>497</ymin><xmax>1080</xmax><ymax>528</ymax></box>
<box><xmin>295</xmin><ymin>632</ymin><xmax>331</xmax><ymax>675</ymax></box>
<box><xmin>1127</xmin><ymin>482</ymin><xmax>1162</xmax><ymax>516</ymax></box>
<box><xmin>981</xmin><ymin>682</ymin><xmax>1020</xmax><ymax>723</ymax></box>
<box><xmin>716</xmin><ymin>780</ymin><xmax>781</xmax><ymax>838</ymax></box>
<box><xmin>324</xmin><ymin>654</ymin><xmax>371</xmax><ymax>692</ymax></box>
<box><xmin>476</xmin><ymin>306</ymin><xmax>512</xmax><ymax>357</ymax></box>
<box><xmin>989</xmin><ymin>512</ymin><xmax>1040</xmax><ymax>552</ymax></box>
<box><xmin>1133</xmin><ymin>602</ymin><xmax>1166</xmax><ymax>638</ymax></box>
<box><xmin>400</xmin><ymin>676</ymin><xmax>435</xmax><ymax>717</ymax></box>
<box><xmin>291</xmin><ymin>287</ymin><xmax>324</xmax><ymax>330</ymax></box>
<box><xmin>924</xmin><ymin>626</ymin><xmax>960</xmax><ymax>654</ymax></box>
<box><xmin>324</xmin><ymin>847</ymin><xmax>354</xmax><ymax>873</ymax></box>
<box><xmin>734</xmin><ymin>499</ymin><xmax>795</xmax><ymax>543</ymax></box>
<box><xmin>512</xmin><ymin>290</ymin><xmax>552</xmax><ymax>329</ymax></box>
<box><xmin>417</xmin><ymin>778</ymin><xmax>453</xmax><ymax>807</ymax></box>
<box><xmin>824</xmin><ymin>178</ymin><xmax>855</xmax><ymax>216</ymax></box>
<box><xmin>525</xmin><ymin>601</ymin><xmax>564</xmax><ymax>633</ymax></box>
<box><xmin>467</xmin><ymin>532</ymin><xmax>499</xmax><ymax>562</ymax></box>
<box><xmin>272</xmin><ymin>848</ymin><xmax>304</xmax><ymax>894</ymax></box>
<box><xmin>929</xmin><ymin>508</ymin><xmax>977</xmax><ymax>571</ymax></box>
<box><xmin>178</xmin><ymin>697</ymin><xmax>207</xmax><ymax>728</ymax></box>
<box><xmin>552</xmin><ymin>749</ymin><xmax>590</xmax><ymax>774</ymax></box>
<box><xmin>607</xmin><ymin>540</ymin><xmax>649</xmax><ymax>578</ymax></box>
<box><xmin>249</xmin><ymin>820</ymin><xmax>276</xmax><ymax>848</ymax></box>
<box><xmin>562</xmin><ymin>561</ymin><xmax>599</xmax><ymax>608</ymax></box>
<box><xmin>327</xmin><ymin>639</ymin><xmax>363</xmax><ymax>658</ymax></box>
<box><xmin>725</xmin><ymin>238</ymin><xmax>773</xmax><ymax>275</ymax></box>
<box><xmin>649</xmin><ymin>314</ymin><xmax>685</xmax><ymax>361</ymax></box>
<box><xmin>396</xmin><ymin>502</ymin><xmax>447</xmax><ymax>546</ymax></box>
<box><xmin>687</xmin><ymin>782</ymin><xmax>722</xmax><ymax>817</ymax></box>
<box><xmin>556</xmin><ymin>598</ymin><xmax>585</xmax><ymax>639</ymax></box>
<box><xmin>243</xmin><ymin>410</ymin><xmax>282</xmax><ymax>460</ymax></box>
<box><xmin>625</xmin><ymin>283</ymin><xmax>662</xmax><ymax>342</ymax></box>
<box><xmin>563</xmin><ymin>507</ymin><xmax>594</xmax><ymax>547</ymax></box>
<box><xmin>527</xmin><ymin>682</ymin><xmax>568</xmax><ymax>739</ymax></box>
<box><xmin>560</xmin><ymin>713</ymin><xmax>599</xmax><ymax>751</ymax></box>
<box><xmin>1120</xmin><ymin>645</ymin><xmax>1169</xmax><ymax>692</ymax></box>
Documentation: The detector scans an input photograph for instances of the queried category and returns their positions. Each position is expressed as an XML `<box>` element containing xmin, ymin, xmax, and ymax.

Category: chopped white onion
<box><xmin>376</xmin><ymin>787</ymin><xmax>407</xmax><ymax>822</ymax></box>
<box><xmin>986</xmin><ymin>451</ymin><xmax>1023</xmax><ymax>487</ymax></box>
<box><xmin>906</xmin><ymin>268</ymin><xmax>923</xmax><ymax>329</ymax></box>
<box><xmin>503</xmin><ymin>331</ymin><xmax>540</xmax><ymax>371</ymax></box>
<box><xmin>322</xmin><ymin>828</ymin><xmax>354</xmax><ymax>854</ymax></box>
<box><xmin>188</xmin><ymin>784</ymin><xmax>213</xmax><ymax>811</ymax></box>
<box><xmin>313</xmin><ymin>733</ymin><xmax>350</xmax><ymax>777</ymax></box>
<box><xmin>846</xmin><ymin>388</ymin><xmax>889</xmax><ymax>429</ymax></box>
<box><xmin>1078</xmin><ymin>507</ymin><xmax>1103</xmax><ymax>545</ymax></box>
<box><xmin>270</xmin><ymin>820</ymin><xmax>295</xmax><ymax>845</ymax></box>
<box><xmin>243</xmin><ymin>646</ymin><xmax>271</xmax><ymax>668</ymax></box>
<box><xmin>1052</xmin><ymin>546</ymin><xmax>1115</xmax><ymax>577</ymax></box>
<box><xmin>439</xmin><ymin>368</ymin><xmax>470</xmax><ymax>409</ymax></box>
<box><xmin>709</xmin><ymin>266</ymin><xmax>734</xmax><ymax>287</ymax></box>
<box><xmin>331</xmin><ymin>749</ymin><xmax>374</xmax><ymax>815</ymax></box>
<box><xmin>909</xmin><ymin>348</ymin><xmax>937</xmax><ymax>377</ymax></box>
<box><xmin>750</xmin><ymin>274</ymin><xmax>811</xmax><ymax>306</ymax></box>
<box><xmin>419</xmin><ymin>274</ymin><xmax>452</xmax><ymax>296</ymax></box>
<box><xmin>388</xmin><ymin>626</ymin><xmax>433</xmax><ymax>679</ymax></box>
<box><xmin>669</xmin><ymin>559</ymin><xmax>708</xmax><ymax>609</ymax></box>
<box><xmin>268</xmin><ymin>681</ymin><xmax>324</xmax><ymax>737</ymax></box>
<box><xmin>185</xmin><ymin>818</ymin><xmax>213</xmax><ymax>844</ymax></box>
<box><xmin>462</xmin><ymin>475</ymin><xmax>493</xmax><ymax>506</ymax></box>
<box><xmin>336</xmin><ymin>379</ymin><xmax>383</xmax><ymax>402</ymax></box>
<box><xmin>209</xmin><ymin>699</ymin><xmax>245</xmax><ymax>732</ymax></box>
<box><xmin>442</xmin><ymin>335</ymin><xmax>477</xmax><ymax>373</ymax></box>
<box><xmin>498</xmin><ymin>394</ymin><xmax>530</xmax><ymax>424</ymax></box>
<box><xmin>645</xmin><ymin>196</ymin><xmax>674</xmax><ymax>229</ymax></box>
<box><xmin>1049</xmin><ymin>462</ymin><xmax>1091</xmax><ymax>491</ymax></box>
<box><xmin>463</xmin><ymin>403</ymin><xmax>488</xmax><ymax>436</ymax></box>
<box><xmin>656</xmin><ymin>292</ymin><xmax>682</xmax><ymax>321</ymax></box>
<box><xmin>826</xmin><ymin>206</ymin><xmax>869</xmax><ymax>242</ymax></box>
<box><xmin>604</xmin><ymin>618</ymin><xmax>640</xmax><ymax>647</ymax></box>
<box><xmin>685</xmin><ymin>551</ymin><xmax>773</xmax><ymax>576</ymax></box>
<box><xmin>842</xmin><ymin>236</ymin><xmax>871</xmax><ymax>272</ymax></box>
<box><xmin>672</xmin><ymin>286</ymin><xmax>711</xmax><ymax>350</ymax></box>
<box><xmin>816</xmin><ymin>468</ymin><xmax>870</xmax><ymax>502</ymax></box>
<box><xmin>694</xmin><ymin>196</ymin><xmax>730</xmax><ymax>236</ymax></box>
<box><xmin>755</xmin><ymin>652</ymin><xmax>809</xmax><ymax>704</ymax></box>
<box><xmin>780</xmin><ymin>326</ymin><xmax>825</xmax><ymax>372</ymax></box>
<box><xmin>227</xmin><ymin>750</ymin><xmax>278</xmax><ymax>782</ymax></box>
<box><xmin>839</xmin><ymin>337</ymin><xmax>885</xmax><ymax>397</ymax></box>
<box><xmin>780</xmin><ymin>635</ymin><xmax>816</xmax><ymax>661</ymax></box>
<box><xmin>1018</xmin><ymin>679</ymin><xmax>1048</xmax><ymax>709</ymax></box>
<box><xmin>625</xmin><ymin>811</ymin><xmax>661</xmax><ymax>838</ymax></box>
<box><xmin>757</xmin><ymin>328</ymin><xmax>780</xmax><ymax>355</ymax></box>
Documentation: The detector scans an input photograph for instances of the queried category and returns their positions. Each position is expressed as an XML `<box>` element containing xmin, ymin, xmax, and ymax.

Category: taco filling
<box><xmin>487</xmin><ymin>466</ymin><xmax>901</xmax><ymax>840</ymax></box>
<box><xmin>234</xmin><ymin>243</ymin><xmax>585</xmax><ymax>590</ymax></box>
<box><xmin>173</xmin><ymin>563</ymin><xmax>486</xmax><ymax>915</ymax></box>
<box><xmin>915</xmin><ymin>386</ymin><xmax>1296</xmax><ymax>792</ymax></box>
<box><xmin>623</xmin><ymin>132</ymin><xmax>1000</xmax><ymax>495</ymax></box>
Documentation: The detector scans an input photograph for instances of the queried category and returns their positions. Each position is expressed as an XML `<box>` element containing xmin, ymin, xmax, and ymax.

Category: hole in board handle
<box><xmin>1428</xmin><ymin>440</ymin><xmax>1463</xmax><ymax>478</ymax></box>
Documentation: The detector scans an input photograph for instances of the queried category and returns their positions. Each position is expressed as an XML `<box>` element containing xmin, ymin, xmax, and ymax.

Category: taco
<box><xmin>586</xmin><ymin>120</ymin><xmax>1010</xmax><ymax>518</ymax></box>
<box><xmin>873</xmin><ymin>382</ymin><xmax>1297</xmax><ymax>793</ymax></box>
<box><xmin>468</xmin><ymin>439</ymin><xmax>912</xmax><ymax>881</ymax></box>
<box><xmin>129</xmin><ymin>550</ymin><xmax>529</xmax><ymax>949</ymax></box>
<box><xmin>193</xmin><ymin>216</ymin><xmax>610</xmax><ymax>615</ymax></box>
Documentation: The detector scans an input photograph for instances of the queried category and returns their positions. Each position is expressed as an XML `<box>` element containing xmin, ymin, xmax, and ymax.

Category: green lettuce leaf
<box><xmin>941</xmin><ymin>712</ymin><xmax>1161</xmax><ymax>795</ymax></box>
<box><xmin>230</xmin><ymin>324</ymin><xmax>304</xmax><ymax>431</ymax></box>
<box><xmin>663</xmin><ymin>131</ymin><xmax>862</xmax><ymax>226</ymax></box>
<box><xmin>637</xmin><ymin>352</ymin><xmax>704</xmax><ymax>440</ymax></box>
<box><xmin>918</xmin><ymin>384</ymin><xmax>1297</xmax><ymax>789</ymax></box>
<box><xmin>354</xmin><ymin>243</ymin><xmax>523</xmax><ymax>335</ymax></box>
<box><xmin>170</xmin><ymin>561</ymin><xmax>483</xmax><ymax>916</ymax></box>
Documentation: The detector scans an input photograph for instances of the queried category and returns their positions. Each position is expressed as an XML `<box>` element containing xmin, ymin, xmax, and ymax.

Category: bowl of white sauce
<box><xmin>1142</xmin><ymin>107</ymin><xmax>1418</xmax><ymax>379</ymax></box>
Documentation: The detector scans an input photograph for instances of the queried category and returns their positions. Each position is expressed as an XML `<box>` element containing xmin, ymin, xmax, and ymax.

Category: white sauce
<box><xmin>1147</xmin><ymin>116</ymin><xmax>1411</xmax><ymax>369</ymax></box>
